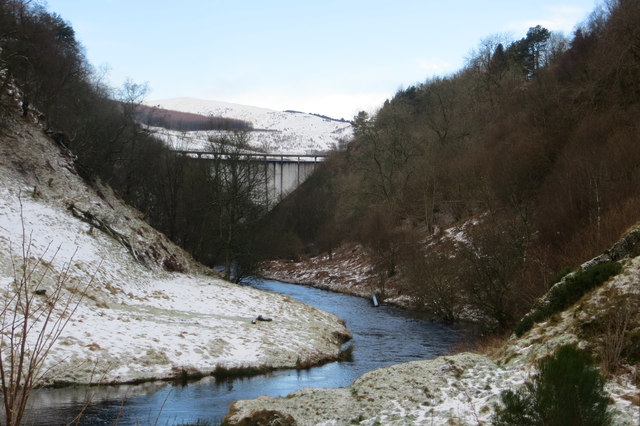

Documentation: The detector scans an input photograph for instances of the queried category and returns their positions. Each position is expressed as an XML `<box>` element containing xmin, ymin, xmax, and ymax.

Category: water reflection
<box><xmin>24</xmin><ymin>278</ymin><xmax>462</xmax><ymax>425</ymax></box>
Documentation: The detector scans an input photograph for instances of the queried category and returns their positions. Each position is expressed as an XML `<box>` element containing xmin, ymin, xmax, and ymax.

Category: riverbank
<box><xmin>0</xmin><ymin>112</ymin><xmax>351</xmax><ymax>387</ymax></box>
<box><xmin>260</xmin><ymin>244</ymin><xmax>414</xmax><ymax>308</ymax></box>
<box><xmin>230</xmin><ymin>235</ymin><xmax>640</xmax><ymax>425</ymax></box>
<box><xmin>0</xmin><ymin>188</ymin><xmax>352</xmax><ymax>386</ymax></box>
<box><xmin>22</xmin><ymin>277</ymin><xmax>460</xmax><ymax>424</ymax></box>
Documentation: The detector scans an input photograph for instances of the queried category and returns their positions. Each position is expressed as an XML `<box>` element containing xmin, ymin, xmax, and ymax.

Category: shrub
<box><xmin>515</xmin><ymin>261</ymin><xmax>621</xmax><ymax>337</ymax></box>
<box><xmin>549</xmin><ymin>266</ymin><xmax>572</xmax><ymax>286</ymax></box>
<box><xmin>493</xmin><ymin>344</ymin><xmax>611</xmax><ymax>425</ymax></box>
<box><xmin>1</xmin><ymin>218</ymin><xmax>97</xmax><ymax>426</ymax></box>
<box><xmin>623</xmin><ymin>327</ymin><xmax>640</xmax><ymax>364</ymax></box>
<box><xmin>548</xmin><ymin>262</ymin><xmax>621</xmax><ymax>311</ymax></box>
<box><xmin>600</xmin><ymin>301</ymin><xmax>631</xmax><ymax>374</ymax></box>
<box><xmin>492</xmin><ymin>386</ymin><xmax>538</xmax><ymax>425</ymax></box>
<box><xmin>514</xmin><ymin>315</ymin><xmax>535</xmax><ymax>337</ymax></box>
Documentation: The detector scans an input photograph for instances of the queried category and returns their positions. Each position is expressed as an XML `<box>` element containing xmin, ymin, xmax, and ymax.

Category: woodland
<box><xmin>0</xmin><ymin>0</ymin><xmax>265</xmax><ymax>281</ymax></box>
<box><xmin>262</xmin><ymin>0</ymin><xmax>640</xmax><ymax>331</ymax></box>
<box><xmin>1</xmin><ymin>0</ymin><xmax>640</xmax><ymax>332</ymax></box>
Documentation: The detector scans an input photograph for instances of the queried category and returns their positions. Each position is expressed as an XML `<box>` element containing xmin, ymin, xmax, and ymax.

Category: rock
<box><xmin>224</xmin><ymin>353</ymin><xmax>521</xmax><ymax>425</ymax></box>
<box><xmin>251</xmin><ymin>314</ymin><xmax>273</xmax><ymax>324</ymax></box>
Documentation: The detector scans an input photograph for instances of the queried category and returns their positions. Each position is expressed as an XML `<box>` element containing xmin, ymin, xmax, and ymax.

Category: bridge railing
<box><xmin>172</xmin><ymin>150</ymin><xmax>327</xmax><ymax>163</ymax></box>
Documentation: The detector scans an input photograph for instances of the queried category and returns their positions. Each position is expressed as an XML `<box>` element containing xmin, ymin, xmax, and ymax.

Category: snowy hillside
<box><xmin>145</xmin><ymin>97</ymin><xmax>353</xmax><ymax>154</ymax></box>
<box><xmin>0</xmin><ymin>94</ymin><xmax>350</xmax><ymax>386</ymax></box>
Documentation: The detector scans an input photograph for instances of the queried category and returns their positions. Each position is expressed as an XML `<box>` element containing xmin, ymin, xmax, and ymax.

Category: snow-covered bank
<box><xmin>0</xmin><ymin>104</ymin><xmax>350</xmax><ymax>385</ymax></box>
<box><xmin>260</xmin><ymin>244</ymin><xmax>414</xmax><ymax>308</ymax></box>
<box><xmin>228</xmin><ymin>234</ymin><xmax>640</xmax><ymax>425</ymax></box>
<box><xmin>226</xmin><ymin>353</ymin><xmax>527</xmax><ymax>425</ymax></box>
<box><xmin>259</xmin><ymin>219</ymin><xmax>484</xmax><ymax>312</ymax></box>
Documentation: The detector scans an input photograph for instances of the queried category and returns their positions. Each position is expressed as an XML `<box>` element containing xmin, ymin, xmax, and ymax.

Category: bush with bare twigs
<box><xmin>0</xmin><ymin>215</ymin><xmax>98</xmax><ymax>425</ymax></box>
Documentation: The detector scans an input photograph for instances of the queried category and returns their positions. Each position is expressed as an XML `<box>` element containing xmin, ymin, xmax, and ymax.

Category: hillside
<box><xmin>257</xmin><ymin>0</ymin><xmax>640</xmax><ymax>335</ymax></box>
<box><xmin>136</xmin><ymin>103</ymin><xmax>252</xmax><ymax>132</ymax></box>
<box><xmin>227</xmin><ymin>230</ymin><xmax>640</xmax><ymax>424</ymax></box>
<box><xmin>145</xmin><ymin>97</ymin><xmax>353</xmax><ymax>154</ymax></box>
<box><xmin>0</xmin><ymin>92</ymin><xmax>350</xmax><ymax>386</ymax></box>
<box><xmin>232</xmin><ymin>1</ymin><xmax>640</xmax><ymax>422</ymax></box>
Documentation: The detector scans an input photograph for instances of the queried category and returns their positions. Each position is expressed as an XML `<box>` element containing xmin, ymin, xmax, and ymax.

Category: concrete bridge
<box><xmin>174</xmin><ymin>150</ymin><xmax>325</xmax><ymax>207</ymax></box>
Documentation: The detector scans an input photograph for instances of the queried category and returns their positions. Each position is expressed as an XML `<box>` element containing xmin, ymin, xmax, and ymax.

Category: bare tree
<box><xmin>0</xmin><ymin>210</ymin><xmax>97</xmax><ymax>425</ymax></box>
<box><xmin>207</xmin><ymin>131</ymin><xmax>267</xmax><ymax>281</ymax></box>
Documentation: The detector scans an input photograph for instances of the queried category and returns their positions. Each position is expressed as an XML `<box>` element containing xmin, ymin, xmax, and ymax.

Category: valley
<box><xmin>1</xmin><ymin>0</ymin><xmax>639</xmax><ymax>424</ymax></box>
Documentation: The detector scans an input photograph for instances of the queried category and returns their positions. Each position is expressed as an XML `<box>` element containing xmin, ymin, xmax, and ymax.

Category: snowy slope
<box><xmin>145</xmin><ymin>97</ymin><xmax>353</xmax><ymax>154</ymax></box>
<box><xmin>0</xmin><ymin>95</ymin><xmax>349</xmax><ymax>386</ymax></box>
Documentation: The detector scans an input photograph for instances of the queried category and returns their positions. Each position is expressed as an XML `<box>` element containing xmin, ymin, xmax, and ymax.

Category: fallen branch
<box><xmin>67</xmin><ymin>203</ymin><xmax>141</xmax><ymax>264</ymax></box>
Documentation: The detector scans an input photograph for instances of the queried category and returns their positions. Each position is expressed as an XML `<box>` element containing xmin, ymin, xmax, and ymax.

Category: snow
<box><xmin>145</xmin><ymin>97</ymin><xmax>353</xmax><ymax>154</ymax></box>
<box><xmin>259</xmin><ymin>218</ymin><xmax>484</xmax><ymax>310</ymax></box>
<box><xmin>3</xmin><ymin>91</ymin><xmax>636</xmax><ymax>423</ymax></box>
<box><xmin>226</xmin><ymin>353</ymin><xmax>531</xmax><ymax>425</ymax></box>
<box><xmin>229</xmin><ymin>253</ymin><xmax>640</xmax><ymax>424</ymax></box>
<box><xmin>0</xmin><ymin>106</ymin><xmax>350</xmax><ymax>386</ymax></box>
<box><xmin>494</xmin><ymin>255</ymin><xmax>640</xmax><ymax>425</ymax></box>
<box><xmin>260</xmin><ymin>244</ymin><xmax>415</xmax><ymax>309</ymax></box>
<box><xmin>237</xmin><ymin>229</ymin><xmax>640</xmax><ymax>424</ymax></box>
<box><xmin>443</xmin><ymin>218</ymin><xmax>478</xmax><ymax>246</ymax></box>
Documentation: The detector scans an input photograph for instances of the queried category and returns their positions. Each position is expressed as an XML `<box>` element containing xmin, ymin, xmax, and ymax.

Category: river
<box><xmin>24</xmin><ymin>278</ymin><xmax>463</xmax><ymax>425</ymax></box>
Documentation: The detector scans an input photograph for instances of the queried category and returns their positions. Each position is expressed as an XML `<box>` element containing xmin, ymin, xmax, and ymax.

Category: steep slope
<box><xmin>145</xmin><ymin>97</ymin><xmax>353</xmax><ymax>154</ymax></box>
<box><xmin>226</xmin><ymin>230</ymin><xmax>640</xmax><ymax>424</ymax></box>
<box><xmin>0</xmin><ymin>95</ymin><xmax>350</xmax><ymax>385</ymax></box>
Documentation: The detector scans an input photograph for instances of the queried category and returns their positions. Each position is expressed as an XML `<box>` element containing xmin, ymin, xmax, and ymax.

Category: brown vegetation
<box><xmin>136</xmin><ymin>104</ymin><xmax>252</xmax><ymax>132</ymax></box>
<box><xmin>262</xmin><ymin>0</ymin><xmax>640</xmax><ymax>332</ymax></box>
<box><xmin>0</xmin><ymin>212</ymin><xmax>97</xmax><ymax>425</ymax></box>
<box><xmin>3</xmin><ymin>0</ymin><xmax>639</xmax><ymax>333</ymax></box>
<box><xmin>0</xmin><ymin>0</ymin><xmax>266</xmax><ymax>276</ymax></box>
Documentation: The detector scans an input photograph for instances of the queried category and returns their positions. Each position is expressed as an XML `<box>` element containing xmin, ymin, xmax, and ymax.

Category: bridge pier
<box><xmin>175</xmin><ymin>150</ymin><xmax>325</xmax><ymax>208</ymax></box>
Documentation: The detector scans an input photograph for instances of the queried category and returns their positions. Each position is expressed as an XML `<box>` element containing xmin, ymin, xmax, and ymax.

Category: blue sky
<box><xmin>44</xmin><ymin>0</ymin><xmax>599</xmax><ymax>119</ymax></box>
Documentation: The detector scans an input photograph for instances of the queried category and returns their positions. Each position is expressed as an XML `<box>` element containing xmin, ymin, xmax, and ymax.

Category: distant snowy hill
<box><xmin>145</xmin><ymin>97</ymin><xmax>353</xmax><ymax>154</ymax></box>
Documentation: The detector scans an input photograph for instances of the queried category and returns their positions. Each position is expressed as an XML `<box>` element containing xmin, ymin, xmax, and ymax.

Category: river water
<box><xmin>24</xmin><ymin>278</ymin><xmax>462</xmax><ymax>425</ymax></box>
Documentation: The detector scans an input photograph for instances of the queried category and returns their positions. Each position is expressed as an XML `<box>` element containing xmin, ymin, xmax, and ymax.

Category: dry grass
<box><xmin>449</xmin><ymin>331</ymin><xmax>511</xmax><ymax>359</ymax></box>
<box><xmin>600</xmin><ymin>302</ymin><xmax>631</xmax><ymax>375</ymax></box>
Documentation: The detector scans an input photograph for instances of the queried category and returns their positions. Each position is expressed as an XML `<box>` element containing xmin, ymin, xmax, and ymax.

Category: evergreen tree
<box><xmin>493</xmin><ymin>345</ymin><xmax>611</xmax><ymax>426</ymax></box>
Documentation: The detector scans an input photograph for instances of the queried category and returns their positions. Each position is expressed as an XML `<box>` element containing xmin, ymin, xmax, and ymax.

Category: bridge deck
<box><xmin>173</xmin><ymin>150</ymin><xmax>327</xmax><ymax>163</ymax></box>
